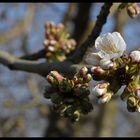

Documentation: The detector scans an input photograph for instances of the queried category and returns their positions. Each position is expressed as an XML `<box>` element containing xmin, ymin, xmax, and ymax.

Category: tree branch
<box><xmin>68</xmin><ymin>3</ymin><xmax>113</xmax><ymax>63</ymax></box>
<box><xmin>19</xmin><ymin>49</ymin><xmax>46</xmax><ymax>60</ymax></box>
<box><xmin>0</xmin><ymin>51</ymin><xmax>78</xmax><ymax>77</ymax></box>
<box><xmin>18</xmin><ymin>3</ymin><xmax>113</xmax><ymax>62</ymax></box>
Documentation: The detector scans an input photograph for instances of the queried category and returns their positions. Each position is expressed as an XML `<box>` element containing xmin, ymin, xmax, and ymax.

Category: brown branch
<box><xmin>0</xmin><ymin>51</ymin><xmax>78</xmax><ymax>77</ymax></box>
<box><xmin>72</xmin><ymin>3</ymin><xmax>92</xmax><ymax>43</ymax></box>
<box><xmin>18</xmin><ymin>3</ymin><xmax>112</xmax><ymax>62</ymax></box>
<box><xmin>20</xmin><ymin>49</ymin><xmax>46</xmax><ymax>60</ymax></box>
<box><xmin>68</xmin><ymin>3</ymin><xmax>113</xmax><ymax>64</ymax></box>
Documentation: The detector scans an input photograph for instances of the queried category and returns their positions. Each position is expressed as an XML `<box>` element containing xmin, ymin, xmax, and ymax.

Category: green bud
<box><xmin>83</xmin><ymin>74</ymin><xmax>92</xmax><ymax>83</ymax></box>
<box><xmin>127</xmin><ymin>95</ymin><xmax>137</xmax><ymax>108</ymax></box>
<box><xmin>59</xmin><ymin>79</ymin><xmax>74</xmax><ymax>93</ymax></box>
<box><xmin>136</xmin><ymin>100</ymin><xmax>140</xmax><ymax>112</ymax></box>
<box><xmin>72</xmin><ymin>110</ymin><xmax>81</xmax><ymax>122</ymax></box>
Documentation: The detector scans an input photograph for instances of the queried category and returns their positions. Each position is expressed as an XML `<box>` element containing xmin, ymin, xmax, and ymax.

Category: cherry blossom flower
<box><xmin>85</xmin><ymin>32</ymin><xmax>126</xmax><ymax>69</ymax></box>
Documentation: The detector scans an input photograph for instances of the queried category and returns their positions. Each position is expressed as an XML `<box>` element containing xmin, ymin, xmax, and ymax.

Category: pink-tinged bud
<box><xmin>127</xmin><ymin>3</ymin><xmax>140</xmax><ymax>18</ymax></box>
<box><xmin>84</xmin><ymin>74</ymin><xmax>92</xmax><ymax>82</ymax></box>
<box><xmin>98</xmin><ymin>93</ymin><xmax>112</xmax><ymax>104</ymax></box>
<box><xmin>135</xmin><ymin>88</ymin><xmax>140</xmax><ymax>99</ymax></box>
<box><xmin>92</xmin><ymin>82</ymin><xmax>109</xmax><ymax>97</ymax></box>
<box><xmin>130</xmin><ymin>50</ymin><xmax>140</xmax><ymax>63</ymax></box>
<box><xmin>50</xmin><ymin>40</ymin><xmax>57</xmax><ymax>45</ymax></box>
<box><xmin>49</xmin><ymin>71</ymin><xmax>64</xmax><ymax>83</ymax></box>
<box><xmin>100</xmin><ymin>59</ymin><xmax>114</xmax><ymax>69</ymax></box>
<box><xmin>79</xmin><ymin>67</ymin><xmax>88</xmax><ymax>76</ymax></box>
<box><xmin>91</xmin><ymin>66</ymin><xmax>105</xmax><ymax>75</ymax></box>
<box><xmin>46</xmin><ymin>75</ymin><xmax>54</xmax><ymax>84</ymax></box>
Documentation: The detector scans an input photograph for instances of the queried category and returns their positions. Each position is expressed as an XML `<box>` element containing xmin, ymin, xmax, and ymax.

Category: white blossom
<box><xmin>85</xmin><ymin>32</ymin><xmax>126</xmax><ymax>68</ymax></box>
<box><xmin>130</xmin><ymin>50</ymin><xmax>140</xmax><ymax>63</ymax></box>
<box><xmin>95</xmin><ymin>32</ymin><xmax>126</xmax><ymax>60</ymax></box>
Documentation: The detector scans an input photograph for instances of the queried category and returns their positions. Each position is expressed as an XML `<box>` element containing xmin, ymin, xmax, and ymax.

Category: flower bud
<box><xmin>47</xmin><ymin>75</ymin><xmax>55</xmax><ymax>85</ymax></box>
<box><xmin>83</xmin><ymin>74</ymin><xmax>92</xmax><ymax>83</ymax></box>
<box><xmin>127</xmin><ymin>95</ymin><xmax>137</xmax><ymax>108</ymax></box>
<box><xmin>92</xmin><ymin>82</ymin><xmax>109</xmax><ymax>97</ymax></box>
<box><xmin>130</xmin><ymin>50</ymin><xmax>140</xmax><ymax>63</ymax></box>
<box><xmin>73</xmin><ymin>110</ymin><xmax>80</xmax><ymax>122</ymax></box>
<box><xmin>79</xmin><ymin>67</ymin><xmax>88</xmax><ymax>77</ymax></box>
<box><xmin>136</xmin><ymin>100</ymin><xmax>140</xmax><ymax>112</ymax></box>
<box><xmin>100</xmin><ymin>59</ymin><xmax>114</xmax><ymax>69</ymax></box>
<box><xmin>98</xmin><ymin>92</ymin><xmax>112</xmax><ymax>104</ymax></box>
<box><xmin>127</xmin><ymin>3</ymin><xmax>140</xmax><ymax>18</ymax></box>
<box><xmin>91</xmin><ymin>66</ymin><xmax>106</xmax><ymax>75</ymax></box>
<box><xmin>50</xmin><ymin>71</ymin><xmax>64</xmax><ymax>83</ymax></box>
<box><xmin>48</xmin><ymin>46</ymin><xmax>55</xmax><ymax>52</ymax></box>
<box><xmin>135</xmin><ymin>88</ymin><xmax>140</xmax><ymax>99</ymax></box>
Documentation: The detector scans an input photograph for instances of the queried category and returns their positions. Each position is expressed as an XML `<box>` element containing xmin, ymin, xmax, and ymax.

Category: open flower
<box><xmin>95</xmin><ymin>32</ymin><xmax>126</xmax><ymax>60</ymax></box>
<box><xmin>85</xmin><ymin>32</ymin><xmax>126</xmax><ymax>69</ymax></box>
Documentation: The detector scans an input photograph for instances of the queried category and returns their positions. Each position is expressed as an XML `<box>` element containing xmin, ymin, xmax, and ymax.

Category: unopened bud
<box><xmin>92</xmin><ymin>82</ymin><xmax>109</xmax><ymax>97</ymax></box>
<box><xmin>127</xmin><ymin>95</ymin><xmax>137</xmax><ymax>108</ymax></box>
<box><xmin>73</xmin><ymin>110</ymin><xmax>80</xmax><ymax>122</ymax></box>
<box><xmin>48</xmin><ymin>46</ymin><xmax>55</xmax><ymax>52</ymax></box>
<box><xmin>79</xmin><ymin>67</ymin><xmax>88</xmax><ymax>76</ymax></box>
<box><xmin>127</xmin><ymin>3</ymin><xmax>140</xmax><ymax>18</ymax></box>
<box><xmin>83</xmin><ymin>74</ymin><xmax>92</xmax><ymax>82</ymax></box>
<box><xmin>136</xmin><ymin>100</ymin><xmax>140</xmax><ymax>112</ymax></box>
<box><xmin>130</xmin><ymin>50</ymin><xmax>140</xmax><ymax>63</ymax></box>
<box><xmin>135</xmin><ymin>89</ymin><xmax>140</xmax><ymax>99</ymax></box>
<box><xmin>47</xmin><ymin>75</ymin><xmax>55</xmax><ymax>85</ymax></box>
<box><xmin>91</xmin><ymin>66</ymin><xmax>106</xmax><ymax>75</ymax></box>
<box><xmin>98</xmin><ymin>92</ymin><xmax>112</xmax><ymax>104</ymax></box>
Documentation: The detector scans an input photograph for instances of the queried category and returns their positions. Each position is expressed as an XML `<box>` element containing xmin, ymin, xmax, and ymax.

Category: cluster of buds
<box><xmin>85</xmin><ymin>32</ymin><xmax>140</xmax><ymax>109</ymax></box>
<box><xmin>118</xmin><ymin>3</ymin><xmax>140</xmax><ymax>18</ymax></box>
<box><xmin>44</xmin><ymin>67</ymin><xmax>93</xmax><ymax>122</ymax></box>
<box><xmin>121</xmin><ymin>74</ymin><xmax>140</xmax><ymax>112</ymax></box>
<box><xmin>43</xmin><ymin>22</ymin><xmax>76</xmax><ymax>62</ymax></box>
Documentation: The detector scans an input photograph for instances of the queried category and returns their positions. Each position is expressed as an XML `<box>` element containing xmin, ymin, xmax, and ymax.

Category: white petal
<box><xmin>111</xmin><ymin>32</ymin><xmax>126</xmax><ymax>53</ymax></box>
<box><xmin>95</xmin><ymin>32</ymin><xmax>126</xmax><ymax>59</ymax></box>
<box><xmin>84</xmin><ymin>52</ymin><xmax>101</xmax><ymax>65</ymax></box>
<box><xmin>92</xmin><ymin>86</ymin><xmax>106</xmax><ymax>97</ymax></box>
<box><xmin>100</xmin><ymin>58</ymin><xmax>114</xmax><ymax>69</ymax></box>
